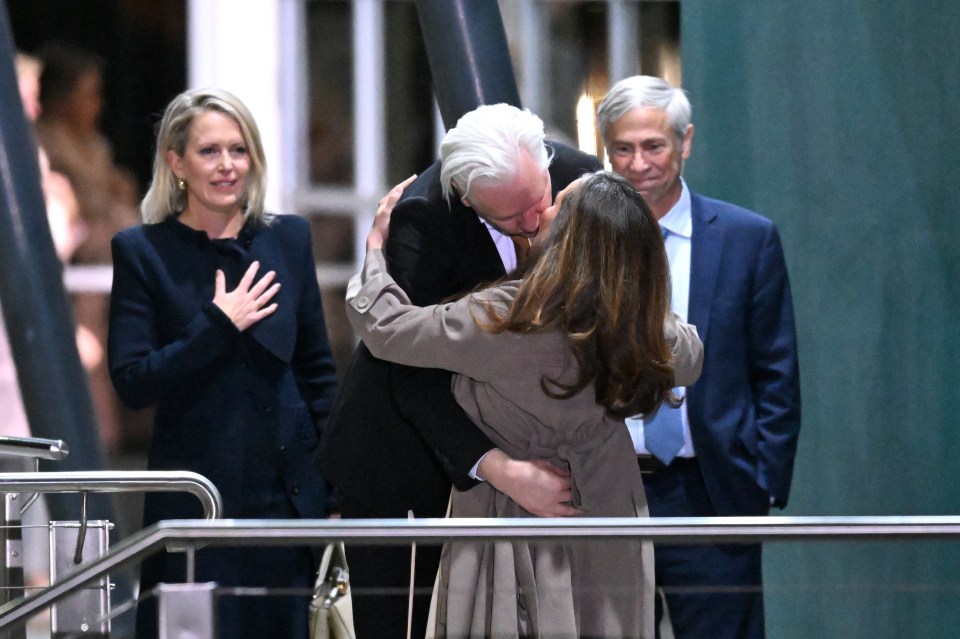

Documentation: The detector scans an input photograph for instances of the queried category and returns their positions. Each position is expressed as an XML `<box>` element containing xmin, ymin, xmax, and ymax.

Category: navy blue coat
<box><xmin>109</xmin><ymin>213</ymin><xmax>336</xmax><ymax>638</ymax></box>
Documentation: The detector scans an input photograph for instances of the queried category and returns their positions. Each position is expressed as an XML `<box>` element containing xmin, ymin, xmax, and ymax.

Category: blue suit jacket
<box><xmin>685</xmin><ymin>191</ymin><xmax>801</xmax><ymax>516</ymax></box>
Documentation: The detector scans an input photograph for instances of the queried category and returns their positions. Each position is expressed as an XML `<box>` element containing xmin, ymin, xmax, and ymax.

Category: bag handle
<box><xmin>406</xmin><ymin>510</ymin><xmax>416</xmax><ymax>639</ymax></box>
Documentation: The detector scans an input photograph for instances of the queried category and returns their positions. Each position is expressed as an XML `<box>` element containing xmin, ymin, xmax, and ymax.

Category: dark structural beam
<box><xmin>415</xmin><ymin>0</ymin><xmax>523</xmax><ymax>130</ymax></box>
<box><xmin>0</xmin><ymin>7</ymin><xmax>133</xmax><ymax>628</ymax></box>
<box><xmin>0</xmin><ymin>5</ymin><xmax>113</xmax><ymax>523</ymax></box>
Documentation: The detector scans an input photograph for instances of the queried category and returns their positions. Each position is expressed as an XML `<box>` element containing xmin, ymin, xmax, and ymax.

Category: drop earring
<box><xmin>177</xmin><ymin>177</ymin><xmax>186</xmax><ymax>191</ymax></box>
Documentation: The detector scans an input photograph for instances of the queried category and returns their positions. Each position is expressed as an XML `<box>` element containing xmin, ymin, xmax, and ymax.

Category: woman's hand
<box><xmin>213</xmin><ymin>261</ymin><xmax>281</xmax><ymax>331</ymax></box>
<box><xmin>367</xmin><ymin>174</ymin><xmax>417</xmax><ymax>251</ymax></box>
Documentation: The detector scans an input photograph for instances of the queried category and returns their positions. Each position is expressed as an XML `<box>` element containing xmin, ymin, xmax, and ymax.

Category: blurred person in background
<box><xmin>36</xmin><ymin>42</ymin><xmax>141</xmax><ymax>452</ymax></box>
<box><xmin>15</xmin><ymin>51</ymin><xmax>42</xmax><ymax>122</ymax></box>
<box><xmin>1</xmin><ymin>51</ymin><xmax>92</xmax><ymax>591</ymax></box>
<box><xmin>16</xmin><ymin>53</ymin><xmax>88</xmax><ymax>268</ymax></box>
<box><xmin>36</xmin><ymin>42</ymin><xmax>139</xmax><ymax>264</ymax></box>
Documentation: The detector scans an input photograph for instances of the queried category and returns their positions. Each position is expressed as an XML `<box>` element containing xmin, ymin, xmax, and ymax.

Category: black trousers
<box><xmin>337</xmin><ymin>491</ymin><xmax>443</xmax><ymax>639</ymax></box>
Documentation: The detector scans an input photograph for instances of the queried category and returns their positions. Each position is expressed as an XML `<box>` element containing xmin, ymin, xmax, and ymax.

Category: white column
<box><xmin>608</xmin><ymin>0</ymin><xmax>641</xmax><ymax>84</ymax></box>
<box><xmin>497</xmin><ymin>0</ymin><xmax>545</xmax><ymax>116</ymax></box>
<box><xmin>187</xmin><ymin>0</ymin><xmax>286</xmax><ymax>214</ymax></box>
<box><xmin>352</xmin><ymin>0</ymin><xmax>386</xmax><ymax>270</ymax></box>
<box><xmin>278</xmin><ymin>0</ymin><xmax>308</xmax><ymax>214</ymax></box>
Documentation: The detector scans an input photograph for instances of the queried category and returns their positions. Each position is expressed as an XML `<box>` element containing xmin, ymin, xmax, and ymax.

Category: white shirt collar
<box><xmin>481</xmin><ymin>216</ymin><xmax>518</xmax><ymax>272</ymax></box>
<box><xmin>659</xmin><ymin>178</ymin><xmax>692</xmax><ymax>239</ymax></box>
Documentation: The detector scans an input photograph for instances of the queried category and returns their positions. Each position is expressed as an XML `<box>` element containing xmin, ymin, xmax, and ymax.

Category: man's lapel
<box><xmin>453</xmin><ymin>199</ymin><xmax>508</xmax><ymax>281</ymax></box>
<box><xmin>688</xmin><ymin>192</ymin><xmax>723</xmax><ymax>345</ymax></box>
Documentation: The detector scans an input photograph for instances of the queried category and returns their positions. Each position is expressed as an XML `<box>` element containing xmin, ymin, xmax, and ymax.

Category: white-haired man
<box><xmin>597</xmin><ymin>75</ymin><xmax>801</xmax><ymax>639</ymax></box>
<box><xmin>318</xmin><ymin>103</ymin><xmax>600</xmax><ymax>638</ymax></box>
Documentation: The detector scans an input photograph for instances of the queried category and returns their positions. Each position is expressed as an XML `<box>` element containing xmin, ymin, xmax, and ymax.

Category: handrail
<box><xmin>0</xmin><ymin>435</ymin><xmax>69</xmax><ymax>461</ymax></box>
<box><xmin>0</xmin><ymin>471</ymin><xmax>223</xmax><ymax>520</ymax></box>
<box><xmin>3</xmin><ymin>515</ymin><xmax>960</xmax><ymax>630</ymax></box>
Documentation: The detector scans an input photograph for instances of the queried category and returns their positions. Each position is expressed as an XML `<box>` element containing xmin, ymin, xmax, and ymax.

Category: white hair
<box><xmin>439</xmin><ymin>104</ymin><xmax>552</xmax><ymax>205</ymax></box>
<box><xmin>596</xmin><ymin>75</ymin><xmax>692</xmax><ymax>147</ymax></box>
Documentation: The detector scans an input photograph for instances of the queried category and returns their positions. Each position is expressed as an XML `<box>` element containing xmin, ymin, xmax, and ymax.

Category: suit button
<box><xmin>291</xmin><ymin>483</ymin><xmax>300</xmax><ymax>495</ymax></box>
<box><xmin>265</xmin><ymin>406</ymin><xmax>273</xmax><ymax>414</ymax></box>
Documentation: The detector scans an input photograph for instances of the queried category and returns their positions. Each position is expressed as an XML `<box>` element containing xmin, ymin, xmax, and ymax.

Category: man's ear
<box><xmin>680</xmin><ymin>124</ymin><xmax>695</xmax><ymax>161</ymax></box>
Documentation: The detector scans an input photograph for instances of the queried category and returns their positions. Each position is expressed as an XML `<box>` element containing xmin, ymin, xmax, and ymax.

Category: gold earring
<box><xmin>177</xmin><ymin>177</ymin><xmax>186</xmax><ymax>191</ymax></box>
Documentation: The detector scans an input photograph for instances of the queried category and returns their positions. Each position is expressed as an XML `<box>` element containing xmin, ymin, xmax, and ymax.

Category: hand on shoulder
<box><xmin>367</xmin><ymin>174</ymin><xmax>417</xmax><ymax>251</ymax></box>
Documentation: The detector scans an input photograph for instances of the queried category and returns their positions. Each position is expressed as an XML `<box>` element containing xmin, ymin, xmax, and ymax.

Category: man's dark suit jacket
<box><xmin>318</xmin><ymin>142</ymin><xmax>601</xmax><ymax>518</ymax></box>
<box><xmin>685</xmin><ymin>190</ymin><xmax>801</xmax><ymax>516</ymax></box>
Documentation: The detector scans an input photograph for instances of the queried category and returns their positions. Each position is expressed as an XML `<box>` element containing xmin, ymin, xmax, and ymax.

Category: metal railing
<box><xmin>0</xmin><ymin>468</ymin><xmax>223</xmax><ymax>636</ymax></box>
<box><xmin>2</xmin><ymin>514</ymin><xmax>960</xmax><ymax>632</ymax></box>
<box><xmin>0</xmin><ymin>471</ymin><xmax>223</xmax><ymax>521</ymax></box>
<box><xmin>0</xmin><ymin>436</ymin><xmax>68</xmax><ymax>462</ymax></box>
<box><xmin>0</xmin><ymin>435</ymin><xmax>71</xmax><ymax>519</ymax></box>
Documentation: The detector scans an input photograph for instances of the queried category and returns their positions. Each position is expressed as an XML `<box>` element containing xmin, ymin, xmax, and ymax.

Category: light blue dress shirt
<box><xmin>626</xmin><ymin>178</ymin><xmax>697</xmax><ymax>458</ymax></box>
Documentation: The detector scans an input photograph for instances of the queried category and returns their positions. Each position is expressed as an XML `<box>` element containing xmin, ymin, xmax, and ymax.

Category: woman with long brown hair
<box><xmin>347</xmin><ymin>170</ymin><xmax>702</xmax><ymax>638</ymax></box>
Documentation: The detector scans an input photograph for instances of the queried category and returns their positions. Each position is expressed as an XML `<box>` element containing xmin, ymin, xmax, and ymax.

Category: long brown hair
<box><xmin>481</xmin><ymin>171</ymin><xmax>677</xmax><ymax>419</ymax></box>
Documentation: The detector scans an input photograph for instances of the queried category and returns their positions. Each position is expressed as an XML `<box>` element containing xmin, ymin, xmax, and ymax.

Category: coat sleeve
<box><xmin>387</xmin><ymin>196</ymin><xmax>503</xmax><ymax>487</ymax></box>
<box><xmin>347</xmin><ymin>249</ymin><xmax>504</xmax><ymax>488</ymax></box>
<box><xmin>390</xmin><ymin>365</ymin><xmax>494</xmax><ymax>490</ymax></box>
<box><xmin>107</xmin><ymin>232</ymin><xmax>240</xmax><ymax>409</ymax></box>
<box><xmin>346</xmin><ymin>250</ymin><xmax>508</xmax><ymax>379</ymax></box>
<box><xmin>291</xmin><ymin>226</ymin><xmax>338</xmax><ymax>436</ymax></box>
<box><xmin>748</xmin><ymin>223</ymin><xmax>801</xmax><ymax>508</ymax></box>
<box><xmin>664</xmin><ymin>310</ymin><xmax>704</xmax><ymax>387</ymax></box>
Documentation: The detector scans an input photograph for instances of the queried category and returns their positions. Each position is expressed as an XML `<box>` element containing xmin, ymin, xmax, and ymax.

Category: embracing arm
<box><xmin>390</xmin><ymin>365</ymin><xmax>577</xmax><ymax>513</ymax></box>
<box><xmin>361</xmin><ymin>188</ymin><xmax>499</xmax><ymax>487</ymax></box>
<box><xmin>476</xmin><ymin>450</ymin><xmax>576</xmax><ymax>517</ymax></box>
<box><xmin>346</xmin><ymin>251</ymin><xmax>580</xmax><ymax>516</ymax></box>
<box><xmin>354</xmin><ymin>180</ymin><xmax>578</xmax><ymax>515</ymax></box>
<box><xmin>390</xmin><ymin>366</ymin><xmax>495</xmax><ymax>489</ymax></box>
<box><xmin>346</xmin><ymin>249</ymin><xmax>501</xmax><ymax>376</ymax></box>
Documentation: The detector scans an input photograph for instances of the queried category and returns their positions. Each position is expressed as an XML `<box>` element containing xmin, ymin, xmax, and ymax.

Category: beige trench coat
<box><xmin>347</xmin><ymin>250</ymin><xmax>703</xmax><ymax>639</ymax></box>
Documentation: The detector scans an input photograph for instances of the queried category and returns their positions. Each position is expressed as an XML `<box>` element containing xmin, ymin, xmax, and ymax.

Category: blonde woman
<box><xmin>108</xmin><ymin>89</ymin><xmax>336</xmax><ymax>639</ymax></box>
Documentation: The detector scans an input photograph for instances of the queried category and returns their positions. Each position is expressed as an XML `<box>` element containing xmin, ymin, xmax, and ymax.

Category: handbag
<box><xmin>309</xmin><ymin>542</ymin><xmax>356</xmax><ymax>639</ymax></box>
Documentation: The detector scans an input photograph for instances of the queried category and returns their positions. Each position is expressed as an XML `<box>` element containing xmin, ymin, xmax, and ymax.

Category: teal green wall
<box><xmin>681</xmin><ymin>2</ymin><xmax>960</xmax><ymax>636</ymax></box>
